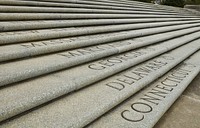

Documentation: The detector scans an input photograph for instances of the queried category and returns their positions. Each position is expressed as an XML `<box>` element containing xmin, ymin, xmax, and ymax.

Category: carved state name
<box><xmin>19</xmin><ymin>31</ymin><xmax>130</xmax><ymax>48</ymax></box>
<box><xmin>88</xmin><ymin>47</ymin><xmax>154</xmax><ymax>70</ymax></box>
<box><xmin>105</xmin><ymin>57</ymin><xmax>170</xmax><ymax>91</ymax></box>
<box><xmin>57</xmin><ymin>41</ymin><xmax>132</xmax><ymax>58</ymax></box>
<box><xmin>120</xmin><ymin>63</ymin><xmax>196</xmax><ymax>122</ymax></box>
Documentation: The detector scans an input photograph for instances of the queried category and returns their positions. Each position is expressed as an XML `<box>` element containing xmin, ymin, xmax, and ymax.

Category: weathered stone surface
<box><xmin>31</xmin><ymin>0</ymin><xmax>189</xmax><ymax>15</ymax></box>
<box><xmin>0</xmin><ymin>20</ymin><xmax>200</xmax><ymax>44</ymax></box>
<box><xmin>0</xmin><ymin>25</ymin><xmax>200</xmax><ymax>62</ymax></box>
<box><xmin>0</xmin><ymin>0</ymin><xmax>199</xmax><ymax>127</ymax></box>
<box><xmin>154</xmin><ymin>95</ymin><xmax>200</xmax><ymax>128</ymax></box>
<box><xmin>0</xmin><ymin>0</ymin><xmax>177</xmax><ymax>13</ymax></box>
<box><xmin>87</xmin><ymin>49</ymin><xmax>200</xmax><ymax>128</ymax></box>
<box><xmin>183</xmin><ymin>74</ymin><xmax>200</xmax><ymax>99</ymax></box>
<box><xmin>154</xmin><ymin>72</ymin><xmax>200</xmax><ymax>128</ymax></box>
<box><xmin>1</xmin><ymin>13</ymin><xmax>199</xmax><ymax>21</ymax></box>
<box><xmin>0</xmin><ymin>38</ymin><xmax>199</xmax><ymax>125</ymax></box>
<box><xmin>1</xmin><ymin>29</ymin><xmax>200</xmax><ymax>87</ymax></box>
<box><xmin>20</xmin><ymin>0</ymin><xmax>169</xmax><ymax>11</ymax></box>
<box><xmin>34</xmin><ymin>0</ymin><xmax>199</xmax><ymax>15</ymax></box>
<box><xmin>2</xmin><ymin>18</ymin><xmax>198</xmax><ymax>32</ymax></box>
<box><xmin>0</xmin><ymin>5</ymin><xmax>181</xmax><ymax>15</ymax></box>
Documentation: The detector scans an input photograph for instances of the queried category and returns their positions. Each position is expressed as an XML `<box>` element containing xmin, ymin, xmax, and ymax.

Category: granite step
<box><xmin>4</xmin><ymin>0</ymin><xmax>189</xmax><ymax>16</ymax></box>
<box><xmin>82</xmin><ymin>0</ymin><xmax>186</xmax><ymax>13</ymax></box>
<box><xmin>91</xmin><ymin>0</ymin><xmax>151</xmax><ymax>6</ymax></box>
<box><xmin>1</xmin><ymin>37</ymin><xmax>200</xmax><ymax>128</ymax></box>
<box><xmin>0</xmin><ymin>5</ymin><xmax>181</xmax><ymax>15</ymax></box>
<box><xmin>31</xmin><ymin>0</ymin><xmax>196</xmax><ymax>15</ymax></box>
<box><xmin>1</xmin><ymin>36</ymin><xmax>200</xmax><ymax>123</ymax></box>
<box><xmin>87</xmin><ymin>49</ymin><xmax>200</xmax><ymax>128</ymax></box>
<box><xmin>30</xmin><ymin>0</ymin><xmax>184</xmax><ymax>14</ymax></box>
<box><xmin>119</xmin><ymin>0</ymin><xmax>197</xmax><ymax>14</ymax></box>
<box><xmin>1</xmin><ymin>18</ymin><xmax>199</xmax><ymax>32</ymax></box>
<box><xmin>88</xmin><ymin>0</ymin><xmax>153</xmax><ymax>6</ymax></box>
<box><xmin>154</xmin><ymin>69</ymin><xmax>200</xmax><ymax>128</ymax></box>
<box><xmin>1</xmin><ymin>12</ymin><xmax>200</xmax><ymax>21</ymax></box>
<box><xmin>93</xmin><ymin>0</ymin><xmax>198</xmax><ymax>16</ymax></box>
<box><xmin>1</xmin><ymin>29</ymin><xmax>200</xmax><ymax>87</ymax></box>
<box><xmin>101</xmin><ymin>0</ymin><xmax>161</xmax><ymax>8</ymax></box>
<box><xmin>1</xmin><ymin>20</ymin><xmax>200</xmax><ymax>45</ymax></box>
<box><xmin>0</xmin><ymin>0</ymin><xmax>178</xmax><ymax>13</ymax></box>
<box><xmin>21</xmin><ymin>0</ymin><xmax>171</xmax><ymax>10</ymax></box>
<box><xmin>1</xmin><ymin>25</ymin><xmax>200</xmax><ymax>62</ymax></box>
<box><xmin>0</xmin><ymin>0</ymin><xmax>200</xmax><ymax>127</ymax></box>
<box><xmin>17</xmin><ymin>0</ymin><xmax>192</xmax><ymax>17</ymax></box>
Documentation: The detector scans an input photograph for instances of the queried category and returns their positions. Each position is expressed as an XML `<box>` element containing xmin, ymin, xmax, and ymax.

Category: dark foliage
<box><xmin>134</xmin><ymin>0</ymin><xmax>200</xmax><ymax>7</ymax></box>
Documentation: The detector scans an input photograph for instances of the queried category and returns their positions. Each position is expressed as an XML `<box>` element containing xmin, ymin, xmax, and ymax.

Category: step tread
<box><xmin>87</xmin><ymin>49</ymin><xmax>200</xmax><ymax>128</ymax></box>
<box><xmin>0</xmin><ymin>0</ymin><xmax>199</xmax><ymax>127</ymax></box>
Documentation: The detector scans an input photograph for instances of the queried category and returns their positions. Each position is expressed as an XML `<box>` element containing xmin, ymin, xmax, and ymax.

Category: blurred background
<box><xmin>134</xmin><ymin>0</ymin><xmax>200</xmax><ymax>8</ymax></box>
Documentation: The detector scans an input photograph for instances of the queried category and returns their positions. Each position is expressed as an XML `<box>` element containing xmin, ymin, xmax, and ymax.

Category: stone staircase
<box><xmin>0</xmin><ymin>0</ymin><xmax>200</xmax><ymax>128</ymax></box>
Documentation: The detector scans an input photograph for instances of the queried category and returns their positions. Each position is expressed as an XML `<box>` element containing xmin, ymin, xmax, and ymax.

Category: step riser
<box><xmin>29</xmin><ymin>0</ymin><xmax>182</xmax><ymax>13</ymax></box>
<box><xmin>1</xmin><ymin>26</ymin><xmax>200</xmax><ymax>62</ymax></box>
<box><xmin>87</xmin><ymin>50</ymin><xmax>200</xmax><ymax>128</ymax></box>
<box><xmin>0</xmin><ymin>0</ymin><xmax>183</xmax><ymax>14</ymax></box>
<box><xmin>1</xmin><ymin>18</ymin><xmax>199</xmax><ymax>32</ymax></box>
<box><xmin>110</xmin><ymin>0</ymin><xmax>199</xmax><ymax>15</ymax></box>
<box><xmin>32</xmin><ymin>0</ymin><xmax>196</xmax><ymax>15</ymax></box>
<box><xmin>1</xmin><ymin>21</ymin><xmax>200</xmax><ymax>45</ymax></box>
<box><xmin>21</xmin><ymin>0</ymin><xmax>171</xmax><ymax>11</ymax></box>
<box><xmin>91</xmin><ymin>0</ymin><xmax>183</xmax><ymax>11</ymax></box>
<box><xmin>90</xmin><ymin>0</ymin><xmax>156</xmax><ymax>6</ymax></box>
<box><xmin>1</xmin><ymin>30</ymin><xmax>200</xmax><ymax>87</ymax></box>
<box><xmin>1</xmin><ymin>13</ymin><xmax>199</xmax><ymax>21</ymax></box>
<box><xmin>0</xmin><ymin>0</ymin><xmax>199</xmax><ymax>127</ymax></box>
<box><xmin>0</xmin><ymin>6</ymin><xmax>180</xmax><ymax>15</ymax></box>
<box><xmin>1</xmin><ymin>38</ymin><xmax>200</xmax><ymax>122</ymax></box>
<box><xmin>1</xmin><ymin>38</ymin><xmax>200</xmax><ymax>128</ymax></box>
<box><xmin>0</xmin><ymin>0</ymin><xmax>178</xmax><ymax>13</ymax></box>
<box><xmin>0</xmin><ymin>27</ymin><xmax>199</xmax><ymax>62</ymax></box>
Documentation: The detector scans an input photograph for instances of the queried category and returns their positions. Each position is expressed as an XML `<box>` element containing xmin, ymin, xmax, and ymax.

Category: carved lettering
<box><xmin>120</xmin><ymin>63</ymin><xmax>195</xmax><ymax>122</ymax></box>
<box><xmin>21</xmin><ymin>39</ymin><xmax>65</xmax><ymax>48</ymax></box>
<box><xmin>131</xmin><ymin>102</ymin><xmax>153</xmax><ymax>113</ymax></box>
<box><xmin>140</xmin><ymin>94</ymin><xmax>161</xmax><ymax>105</ymax></box>
<box><xmin>88</xmin><ymin>50</ymin><xmax>146</xmax><ymax>70</ymax></box>
<box><xmin>0</xmin><ymin>30</ymin><xmax>39</xmax><ymax>36</ymax></box>
<box><xmin>121</xmin><ymin>102</ymin><xmax>152</xmax><ymax>122</ymax></box>
<box><xmin>106</xmin><ymin>58</ymin><xmax>168</xmax><ymax>91</ymax></box>
<box><xmin>155</xmin><ymin>84</ymin><xmax>174</xmax><ymax>91</ymax></box>
<box><xmin>121</xmin><ymin>110</ymin><xmax>144</xmax><ymax>122</ymax></box>
<box><xmin>106</xmin><ymin>82</ymin><xmax>125</xmax><ymax>91</ymax></box>
<box><xmin>116</xmin><ymin>76</ymin><xmax>135</xmax><ymax>85</ymax></box>
<box><xmin>161</xmin><ymin>78</ymin><xmax>179</xmax><ymax>87</ymax></box>
<box><xmin>147</xmin><ymin>88</ymin><xmax>168</xmax><ymax>98</ymax></box>
<box><xmin>88</xmin><ymin>63</ymin><xmax>106</xmax><ymax>70</ymax></box>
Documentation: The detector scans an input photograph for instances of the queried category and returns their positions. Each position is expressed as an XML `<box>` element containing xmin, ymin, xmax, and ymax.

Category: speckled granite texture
<box><xmin>0</xmin><ymin>0</ymin><xmax>200</xmax><ymax>128</ymax></box>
